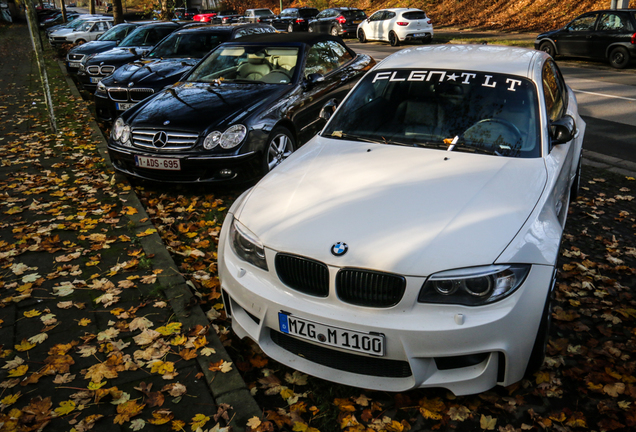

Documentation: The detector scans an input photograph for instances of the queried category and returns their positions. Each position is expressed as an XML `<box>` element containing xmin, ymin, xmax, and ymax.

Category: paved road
<box><xmin>347</xmin><ymin>38</ymin><xmax>636</xmax><ymax>164</ymax></box>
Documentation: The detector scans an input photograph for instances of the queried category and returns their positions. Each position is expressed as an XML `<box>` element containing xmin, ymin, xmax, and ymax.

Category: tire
<box><xmin>287</xmin><ymin>23</ymin><xmax>293</xmax><ymax>33</ymax></box>
<box><xmin>389</xmin><ymin>31</ymin><xmax>399</xmax><ymax>47</ymax></box>
<box><xmin>570</xmin><ymin>157</ymin><xmax>581</xmax><ymax>203</ymax></box>
<box><xmin>539</xmin><ymin>41</ymin><xmax>555</xmax><ymax>57</ymax></box>
<box><xmin>75</xmin><ymin>39</ymin><xmax>86</xmax><ymax>45</ymax></box>
<box><xmin>609</xmin><ymin>46</ymin><xmax>630</xmax><ymax>69</ymax></box>
<box><xmin>264</xmin><ymin>127</ymin><xmax>295</xmax><ymax>173</ymax></box>
<box><xmin>358</xmin><ymin>29</ymin><xmax>366</xmax><ymax>43</ymax></box>
<box><xmin>330</xmin><ymin>26</ymin><xmax>339</xmax><ymax>37</ymax></box>
<box><xmin>524</xmin><ymin>278</ymin><xmax>555</xmax><ymax>379</ymax></box>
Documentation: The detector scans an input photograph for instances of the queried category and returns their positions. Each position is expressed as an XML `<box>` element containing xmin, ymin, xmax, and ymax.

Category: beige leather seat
<box><xmin>237</xmin><ymin>54</ymin><xmax>271</xmax><ymax>80</ymax></box>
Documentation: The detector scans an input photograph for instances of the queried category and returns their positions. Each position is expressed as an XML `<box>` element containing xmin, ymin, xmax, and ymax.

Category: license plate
<box><xmin>68</xmin><ymin>62</ymin><xmax>81</xmax><ymax>68</ymax></box>
<box><xmin>353</xmin><ymin>20</ymin><xmax>361</xmax><ymax>24</ymax></box>
<box><xmin>134</xmin><ymin>155</ymin><xmax>181</xmax><ymax>171</ymax></box>
<box><xmin>413</xmin><ymin>33</ymin><xmax>428</xmax><ymax>37</ymax></box>
<box><xmin>278</xmin><ymin>312</ymin><xmax>385</xmax><ymax>356</ymax></box>
<box><xmin>90</xmin><ymin>77</ymin><xmax>102</xmax><ymax>83</ymax></box>
<box><xmin>116</xmin><ymin>102</ymin><xmax>136</xmax><ymax>111</ymax></box>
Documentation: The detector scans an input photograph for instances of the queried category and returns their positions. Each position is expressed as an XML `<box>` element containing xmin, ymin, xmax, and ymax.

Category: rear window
<box><xmin>402</xmin><ymin>11</ymin><xmax>427</xmax><ymax>20</ymax></box>
<box><xmin>341</xmin><ymin>10</ymin><xmax>366</xmax><ymax>20</ymax></box>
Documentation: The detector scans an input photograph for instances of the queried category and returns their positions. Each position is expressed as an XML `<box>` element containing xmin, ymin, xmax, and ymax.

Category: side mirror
<box><xmin>550</xmin><ymin>115</ymin><xmax>576</xmax><ymax>145</ymax></box>
<box><xmin>115</xmin><ymin>39</ymin><xmax>121</xmax><ymax>45</ymax></box>
<box><xmin>302</xmin><ymin>73</ymin><xmax>324</xmax><ymax>90</ymax></box>
<box><xmin>319</xmin><ymin>98</ymin><xmax>338</xmax><ymax>121</ymax></box>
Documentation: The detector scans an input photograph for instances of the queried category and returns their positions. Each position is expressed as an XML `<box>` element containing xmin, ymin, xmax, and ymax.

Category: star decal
<box><xmin>447</xmin><ymin>73</ymin><xmax>459</xmax><ymax>81</ymax></box>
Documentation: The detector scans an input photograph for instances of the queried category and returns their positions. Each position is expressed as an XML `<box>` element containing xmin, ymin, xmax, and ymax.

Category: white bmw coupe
<box><xmin>218</xmin><ymin>44</ymin><xmax>585</xmax><ymax>395</ymax></box>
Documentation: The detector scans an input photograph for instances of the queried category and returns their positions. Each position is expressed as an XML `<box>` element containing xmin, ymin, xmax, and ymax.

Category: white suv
<box><xmin>357</xmin><ymin>8</ymin><xmax>433</xmax><ymax>46</ymax></box>
<box><xmin>49</xmin><ymin>16</ymin><xmax>113</xmax><ymax>45</ymax></box>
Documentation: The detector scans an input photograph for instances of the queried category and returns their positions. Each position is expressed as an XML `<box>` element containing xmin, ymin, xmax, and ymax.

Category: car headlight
<box><xmin>219</xmin><ymin>124</ymin><xmax>247</xmax><ymax>149</ymax></box>
<box><xmin>203</xmin><ymin>131</ymin><xmax>221</xmax><ymax>150</ymax></box>
<box><xmin>112</xmin><ymin>117</ymin><xmax>125</xmax><ymax>141</ymax></box>
<box><xmin>418</xmin><ymin>264</ymin><xmax>530</xmax><ymax>306</ymax></box>
<box><xmin>229</xmin><ymin>218</ymin><xmax>268</xmax><ymax>271</ymax></box>
<box><xmin>121</xmin><ymin>124</ymin><xmax>131</xmax><ymax>146</ymax></box>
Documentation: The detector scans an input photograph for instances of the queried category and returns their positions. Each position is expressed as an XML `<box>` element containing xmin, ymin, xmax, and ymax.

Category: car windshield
<box><xmin>98</xmin><ymin>24</ymin><xmax>133</xmax><ymax>41</ymax></box>
<box><xmin>187</xmin><ymin>44</ymin><xmax>299</xmax><ymax>84</ymax></box>
<box><xmin>148</xmin><ymin>31</ymin><xmax>230</xmax><ymax>59</ymax></box>
<box><xmin>68</xmin><ymin>18</ymin><xmax>88</xmax><ymax>29</ymax></box>
<box><xmin>119</xmin><ymin>25</ymin><xmax>174</xmax><ymax>47</ymax></box>
<box><xmin>341</xmin><ymin>10</ymin><xmax>366</xmax><ymax>20</ymax></box>
<box><xmin>322</xmin><ymin>69</ymin><xmax>541</xmax><ymax>158</ymax></box>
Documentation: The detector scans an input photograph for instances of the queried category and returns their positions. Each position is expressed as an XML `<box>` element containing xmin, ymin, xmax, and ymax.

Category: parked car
<box><xmin>211</xmin><ymin>10</ymin><xmax>241</xmax><ymax>24</ymax></box>
<box><xmin>174</xmin><ymin>7</ymin><xmax>199</xmax><ymax>20</ymax></box>
<box><xmin>271</xmin><ymin>7</ymin><xmax>320</xmax><ymax>32</ymax></box>
<box><xmin>95</xmin><ymin>23</ymin><xmax>276</xmax><ymax>121</ymax></box>
<box><xmin>217</xmin><ymin>44</ymin><xmax>585</xmax><ymax>395</ymax></box>
<box><xmin>40</xmin><ymin>11</ymin><xmax>81</xmax><ymax>28</ymax></box>
<box><xmin>107</xmin><ymin>33</ymin><xmax>375</xmax><ymax>183</ymax></box>
<box><xmin>357</xmin><ymin>8</ymin><xmax>433</xmax><ymax>46</ymax></box>
<box><xmin>45</xmin><ymin>13</ymin><xmax>105</xmax><ymax>36</ymax></box>
<box><xmin>535</xmin><ymin>9</ymin><xmax>636</xmax><ymax>69</ymax></box>
<box><xmin>77</xmin><ymin>21</ymin><xmax>184</xmax><ymax>92</ymax></box>
<box><xmin>240</xmin><ymin>8</ymin><xmax>276</xmax><ymax>24</ymax></box>
<box><xmin>308</xmin><ymin>7</ymin><xmax>367</xmax><ymax>37</ymax></box>
<box><xmin>66</xmin><ymin>22</ymin><xmax>148</xmax><ymax>78</ymax></box>
<box><xmin>49</xmin><ymin>18</ymin><xmax>113</xmax><ymax>45</ymax></box>
<box><xmin>193</xmin><ymin>10</ymin><xmax>217</xmax><ymax>22</ymax></box>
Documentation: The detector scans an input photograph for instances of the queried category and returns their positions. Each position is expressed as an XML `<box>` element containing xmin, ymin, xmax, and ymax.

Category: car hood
<box><xmin>235</xmin><ymin>137</ymin><xmax>548</xmax><ymax>276</ymax></box>
<box><xmin>106</xmin><ymin>58</ymin><xmax>199</xmax><ymax>89</ymax></box>
<box><xmin>536</xmin><ymin>29</ymin><xmax>561</xmax><ymax>39</ymax></box>
<box><xmin>70</xmin><ymin>40</ymin><xmax>117</xmax><ymax>55</ymax></box>
<box><xmin>88</xmin><ymin>46</ymin><xmax>149</xmax><ymax>66</ymax></box>
<box><xmin>127</xmin><ymin>82</ymin><xmax>291</xmax><ymax>131</ymax></box>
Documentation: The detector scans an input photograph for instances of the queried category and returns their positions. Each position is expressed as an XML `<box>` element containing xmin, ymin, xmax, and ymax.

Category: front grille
<box><xmin>53</xmin><ymin>37</ymin><xmax>66</xmax><ymax>41</ymax></box>
<box><xmin>336</xmin><ymin>269</ymin><xmax>406</xmax><ymax>307</ymax></box>
<box><xmin>131</xmin><ymin>129</ymin><xmax>199</xmax><ymax>150</ymax></box>
<box><xmin>68</xmin><ymin>53</ymin><xmax>84</xmax><ymax>61</ymax></box>
<box><xmin>275</xmin><ymin>253</ymin><xmax>329</xmax><ymax>297</ymax></box>
<box><xmin>107</xmin><ymin>88</ymin><xmax>154</xmax><ymax>102</ymax></box>
<box><xmin>270</xmin><ymin>330</ymin><xmax>412</xmax><ymax>378</ymax></box>
<box><xmin>87</xmin><ymin>65</ymin><xmax>115</xmax><ymax>76</ymax></box>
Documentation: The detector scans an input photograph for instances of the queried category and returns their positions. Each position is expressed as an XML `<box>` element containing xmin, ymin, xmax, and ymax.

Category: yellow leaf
<box><xmin>78</xmin><ymin>318</ymin><xmax>92</xmax><ymax>326</ymax></box>
<box><xmin>23</xmin><ymin>309</ymin><xmax>42</xmax><ymax>318</ymax></box>
<box><xmin>171</xmin><ymin>420</ymin><xmax>186</xmax><ymax>431</ymax></box>
<box><xmin>280</xmin><ymin>387</ymin><xmax>295</xmax><ymax>400</ymax></box>
<box><xmin>480</xmin><ymin>414</ymin><xmax>497</xmax><ymax>430</ymax></box>
<box><xmin>123</xmin><ymin>206</ymin><xmax>138</xmax><ymax>215</ymax></box>
<box><xmin>88</xmin><ymin>381</ymin><xmax>107</xmax><ymax>390</ymax></box>
<box><xmin>191</xmin><ymin>413</ymin><xmax>210</xmax><ymax>431</ymax></box>
<box><xmin>5</xmin><ymin>206</ymin><xmax>23</xmax><ymax>214</ymax></box>
<box><xmin>137</xmin><ymin>228</ymin><xmax>157</xmax><ymax>237</ymax></box>
<box><xmin>0</xmin><ymin>392</ymin><xmax>21</xmax><ymax>407</ymax></box>
<box><xmin>54</xmin><ymin>400</ymin><xmax>76</xmax><ymax>416</ymax></box>
<box><xmin>535</xmin><ymin>371</ymin><xmax>551</xmax><ymax>384</ymax></box>
<box><xmin>7</xmin><ymin>366</ymin><xmax>28</xmax><ymax>378</ymax></box>
<box><xmin>156</xmin><ymin>322</ymin><xmax>182</xmax><ymax>336</ymax></box>
<box><xmin>292</xmin><ymin>421</ymin><xmax>308</xmax><ymax>432</ymax></box>
<box><xmin>15</xmin><ymin>339</ymin><xmax>36</xmax><ymax>351</ymax></box>
<box><xmin>247</xmin><ymin>417</ymin><xmax>263</xmax><ymax>429</ymax></box>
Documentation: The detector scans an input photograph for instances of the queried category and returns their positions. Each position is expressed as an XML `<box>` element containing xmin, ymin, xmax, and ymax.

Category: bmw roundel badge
<box><xmin>331</xmin><ymin>242</ymin><xmax>348</xmax><ymax>256</ymax></box>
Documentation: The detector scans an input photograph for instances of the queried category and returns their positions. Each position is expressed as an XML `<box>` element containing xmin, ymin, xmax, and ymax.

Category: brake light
<box><xmin>427</xmin><ymin>19</ymin><xmax>432</xmax><ymax>24</ymax></box>
<box><xmin>396</xmin><ymin>21</ymin><xmax>409</xmax><ymax>26</ymax></box>
<box><xmin>257</xmin><ymin>18</ymin><xmax>262</xmax><ymax>22</ymax></box>
<box><xmin>336</xmin><ymin>15</ymin><xmax>346</xmax><ymax>24</ymax></box>
<box><xmin>295</xmin><ymin>18</ymin><xmax>305</xmax><ymax>23</ymax></box>
<box><xmin>632</xmin><ymin>32</ymin><xmax>636</xmax><ymax>44</ymax></box>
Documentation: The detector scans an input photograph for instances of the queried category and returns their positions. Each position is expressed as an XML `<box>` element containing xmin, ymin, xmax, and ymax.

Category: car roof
<box><xmin>378</xmin><ymin>44</ymin><xmax>543</xmax><ymax>78</ymax></box>
<box><xmin>174</xmin><ymin>23</ymin><xmax>272</xmax><ymax>34</ymax></box>
<box><xmin>232</xmin><ymin>33</ymin><xmax>346</xmax><ymax>45</ymax></box>
<box><xmin>387</xmin><ymin>8</ymin><xmax>425</xmax><ymax>12</ymax></box>
<box><xmin>330</xmin><ymin>7</ymin><xmax>363</xmax><ymax>11</ymax></box>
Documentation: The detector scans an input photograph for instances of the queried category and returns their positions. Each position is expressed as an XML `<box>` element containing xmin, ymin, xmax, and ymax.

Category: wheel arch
<box><xmin>604</xmin><ymin>42</ymin><xmax>631</xmax><ymax>59</ymax></box>
<box><xmin>537</xmin><ymin>38</ymin><xmax>558</xmax><ymax>55</ymax></box>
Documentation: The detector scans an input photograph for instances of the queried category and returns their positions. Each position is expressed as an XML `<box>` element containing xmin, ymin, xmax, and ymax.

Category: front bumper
<box><xmin>107</xmin><ymin>143</ymin><xmax>263</xmax><ymax>184</ymax></box>
<box><xmin>218</xmin><ymin>214</ymin><xmax>554</xmax><ymax>395</ymax></box>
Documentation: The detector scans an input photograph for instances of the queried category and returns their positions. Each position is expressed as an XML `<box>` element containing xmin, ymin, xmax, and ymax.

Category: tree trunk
<box><xmin>113</xmin><ymin>0</ymin><xmax>124</xmax><ymax>23</ymax></box>
<box><xmin>89</xmin><ymin>0</ymin><xmax>95</xmax><ymax>15</ymax></box>
<box><xmin>60</xmin><ymin>0</ymin><xmax>67</xmax><ymax>22</ymax></box>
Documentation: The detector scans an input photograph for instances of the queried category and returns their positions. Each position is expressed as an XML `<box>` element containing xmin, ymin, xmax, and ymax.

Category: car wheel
<box><xmin>330</xmin><ymin>26</ymin><xmax>339</xmax><ymax>36</ymax></box>
<box><xmin>75</xmin><ymin>39</ymin><xmax>86</xmax><ymax>45</ymax></box>
<box><xmin>358</xmin><ymin>29</ymin><xmax>366</xmax><ymax>43</ymax></box>
<box><xmin>288</xmin><ymin>23</ymin><xmax>293</xmax><ymax>32</ymax></box>
<box><xmin>609</xmin><ymin>46</ymin><xmax>630</xmax><ymax>69</ymax></box>
<box><xmin>264</xmin><ymin>126</ymin><xmax>295</xmax><ymax>173</ymax></box>
<box><xmin>539</xmin><ymin>41</ymin><xmax>555</xmax><ymax>58</ymax></box>
<box><xmin>523</xmin><ymin>279</ymin><xmax>555</xmax><ymax>379</ymax></box>
<box><xmin>570</xmin><ymin>157</ymin><xmax>582</xmax><ymax>203</ymax></box>
<box><xmin>389</xmin><ymin>31</ymin><xmax>399</xmax><ymax>47</ymax></box>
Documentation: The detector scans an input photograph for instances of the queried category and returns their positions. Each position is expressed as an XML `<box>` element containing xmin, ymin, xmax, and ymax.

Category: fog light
<box><xmin>219</xmin><ymin>169</ymin><xmax>233</xmax><ymax>177</ymax></box>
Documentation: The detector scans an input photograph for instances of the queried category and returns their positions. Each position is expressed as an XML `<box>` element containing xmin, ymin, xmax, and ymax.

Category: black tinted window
<box><xmin>567</xmin><ymin>14</ymin><xmax>597</xmax><ymax>31</ymax></box>
<box><xmin>403</xmin><ymin>11</ymin><xmax>426</xmax><ymax>20</ymax></box>
<box><xmin>598</xmin><ymin>12</ymin><xmax>634</xmax><ymax>31</ymax></box>
<box><xmin>299</xmin><ymin>9</ymin><xmax>319</xmax><ymax>18</ymax></box>
<box><xmin>341</xmin><ymin>10</ymin><xmax>366</xmax><ymax>20</ymax></box>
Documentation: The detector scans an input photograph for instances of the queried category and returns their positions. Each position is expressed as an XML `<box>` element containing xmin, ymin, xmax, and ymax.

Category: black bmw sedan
<box><xmin>107</xmin><ymin>33</ymin><xmax>375</xmax><ymax>184</ymax></box>
<box><xmin>94</xmin><ymin>23</ymin><xmax>276</xmax><ymax>122</ymax></box>
<box><xmin>77</xmin><ymin>21</ymin><xmax>184</xmax><ymax>92</ymax></box>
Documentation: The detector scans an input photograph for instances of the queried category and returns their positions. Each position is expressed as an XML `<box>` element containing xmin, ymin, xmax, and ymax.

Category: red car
<box><xmin>193</xmin><ymin>11</ymin><xmax>217</xmax><ymax>22</ymax></box>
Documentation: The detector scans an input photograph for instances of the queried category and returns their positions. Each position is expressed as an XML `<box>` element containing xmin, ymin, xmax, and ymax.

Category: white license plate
<box><xmin>68</xmin><ymin>62</ymin><xmax>81</xmax><ymax>68</ymax></box>
<box><xmin>413</xmin><ymin>33</ymin><xmax>428</xmax><ymax>37</ymax></box>
<box><xmin>90</xmin><ymin>77</ymin><xmax>102</xmax><ymax>83</ymax></box>
<box><xmin>116</xmin><ymin>102</ymin><xmax>136</xmax><ymax>111</ymax></box>
<box><xmin>134</xmin><ymin>155</ymin><xmax>181</xmax><ymax>171</ymax></box>
<box><xmin>278</xmin><ymin>312</ymin><xmax>385</xmax><ymax>356</ymax></box>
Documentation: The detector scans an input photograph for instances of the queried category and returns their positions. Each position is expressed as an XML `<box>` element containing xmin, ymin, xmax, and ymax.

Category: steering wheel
<box><xmin>462</xmin><ymin>118</ymin><xmax>522</xmax><ymax>153</ymax></box>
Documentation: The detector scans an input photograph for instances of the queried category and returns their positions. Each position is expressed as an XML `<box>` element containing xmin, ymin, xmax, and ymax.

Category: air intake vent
<box><xmin>336</xmin><ymin>269</ymin><xmax>406</xmax><ymax>307</ymax></box>
<box><xmin>275</xmin><ymin>253</ymin><xmax>329</xmax><ymax>297</ymax></box>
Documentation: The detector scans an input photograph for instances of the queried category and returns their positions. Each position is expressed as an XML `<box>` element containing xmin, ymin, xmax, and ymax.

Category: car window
<box><xmin>99</xmin><ymin>24</ymin><xmax>135</xmax><ymax>41</ymax></box>
<box><xmin>328</xmin><ymin>40</ymin><xmax>353</xmax><ymax>67</ymax></box>
<box><xmin>148</xmin><ymin>32</ymin><xmax>229</xmax><ymax>58</ymax></box>
<box><xmin>281</xmin><ymin>9</ymin><xmax>294</xmax><ymax>17</ymax></box>
<box><xmin>299</xmin><ymin>9</ymin><xmax>318</xmax><ymax>18</ymax></box>
<box><xmin>566</xmin><ymin>14</ymin><xmax>597</xmax><ymax>31</ymax></box>
<box><xmin>315</xmin><ymin>10</ymin><xmax>328</xmax><ymax>18</ymax></box>
<box><xmin>322</xmin><ymin>68</ymin><xmax>541</xmax><ymax>158</ymax></box>
<box><xmin>403</xmin><ymin>11</ymin><xmax>427</xmax><ymax>20</ymax></box>
<box><xmin>386</xmin><ymin>12</ymin><xmax>396</xmax><ymax>20</ymax></box>
<box><xmin>305</xmin><ymin>41</ymin><xmax>341</xmax><ymax>76</ymax></box>
<box><xmin>369</xmin><ymin>11</ymin><xmax>384</xmax><ymax>21</ymax></box>
<box><xmin>95</xmin><ymin>22</ymin><xmax>109</xmax><ymax>31</ymax></box>
<box><xmin>543</xmin><ymin>60</ymin><xmax>566</xmax><ymax>123</ymax></box>
<box><xmin>255</xmin><ymin>9</ymin><xmax>274</xmax><ymax>16</ymax></box>
<box><xmin>78</xmin><ymin>21</ymin><xmax>92</xmax><ymax>31</ymax></box>
<box><xmin>598</xmin><ymin>12</ymin><xmax>634</xmax><ymax>31</ymax></box>
<box><xmin>342</xmin><ymin>10</ymin><xmax>366</xmax><ymax>20</ymax></box>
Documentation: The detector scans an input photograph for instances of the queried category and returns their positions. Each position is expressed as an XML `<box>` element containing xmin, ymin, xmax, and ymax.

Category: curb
<box><xmin>57</xmin><ymin>60</ymin><xmax>262</xmax><ymax>430</ymax></box>
<box><xmin>582</xmin><ymin>149</ymin><xmax>636</xmax><ymax>178</ymax></box>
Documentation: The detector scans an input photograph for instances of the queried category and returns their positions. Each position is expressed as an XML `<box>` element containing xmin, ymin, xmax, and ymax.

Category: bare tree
<box><xmin>112</xmin><ymin>0</ymin><xmax>124</xmax><ymax>23</ymax></box>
